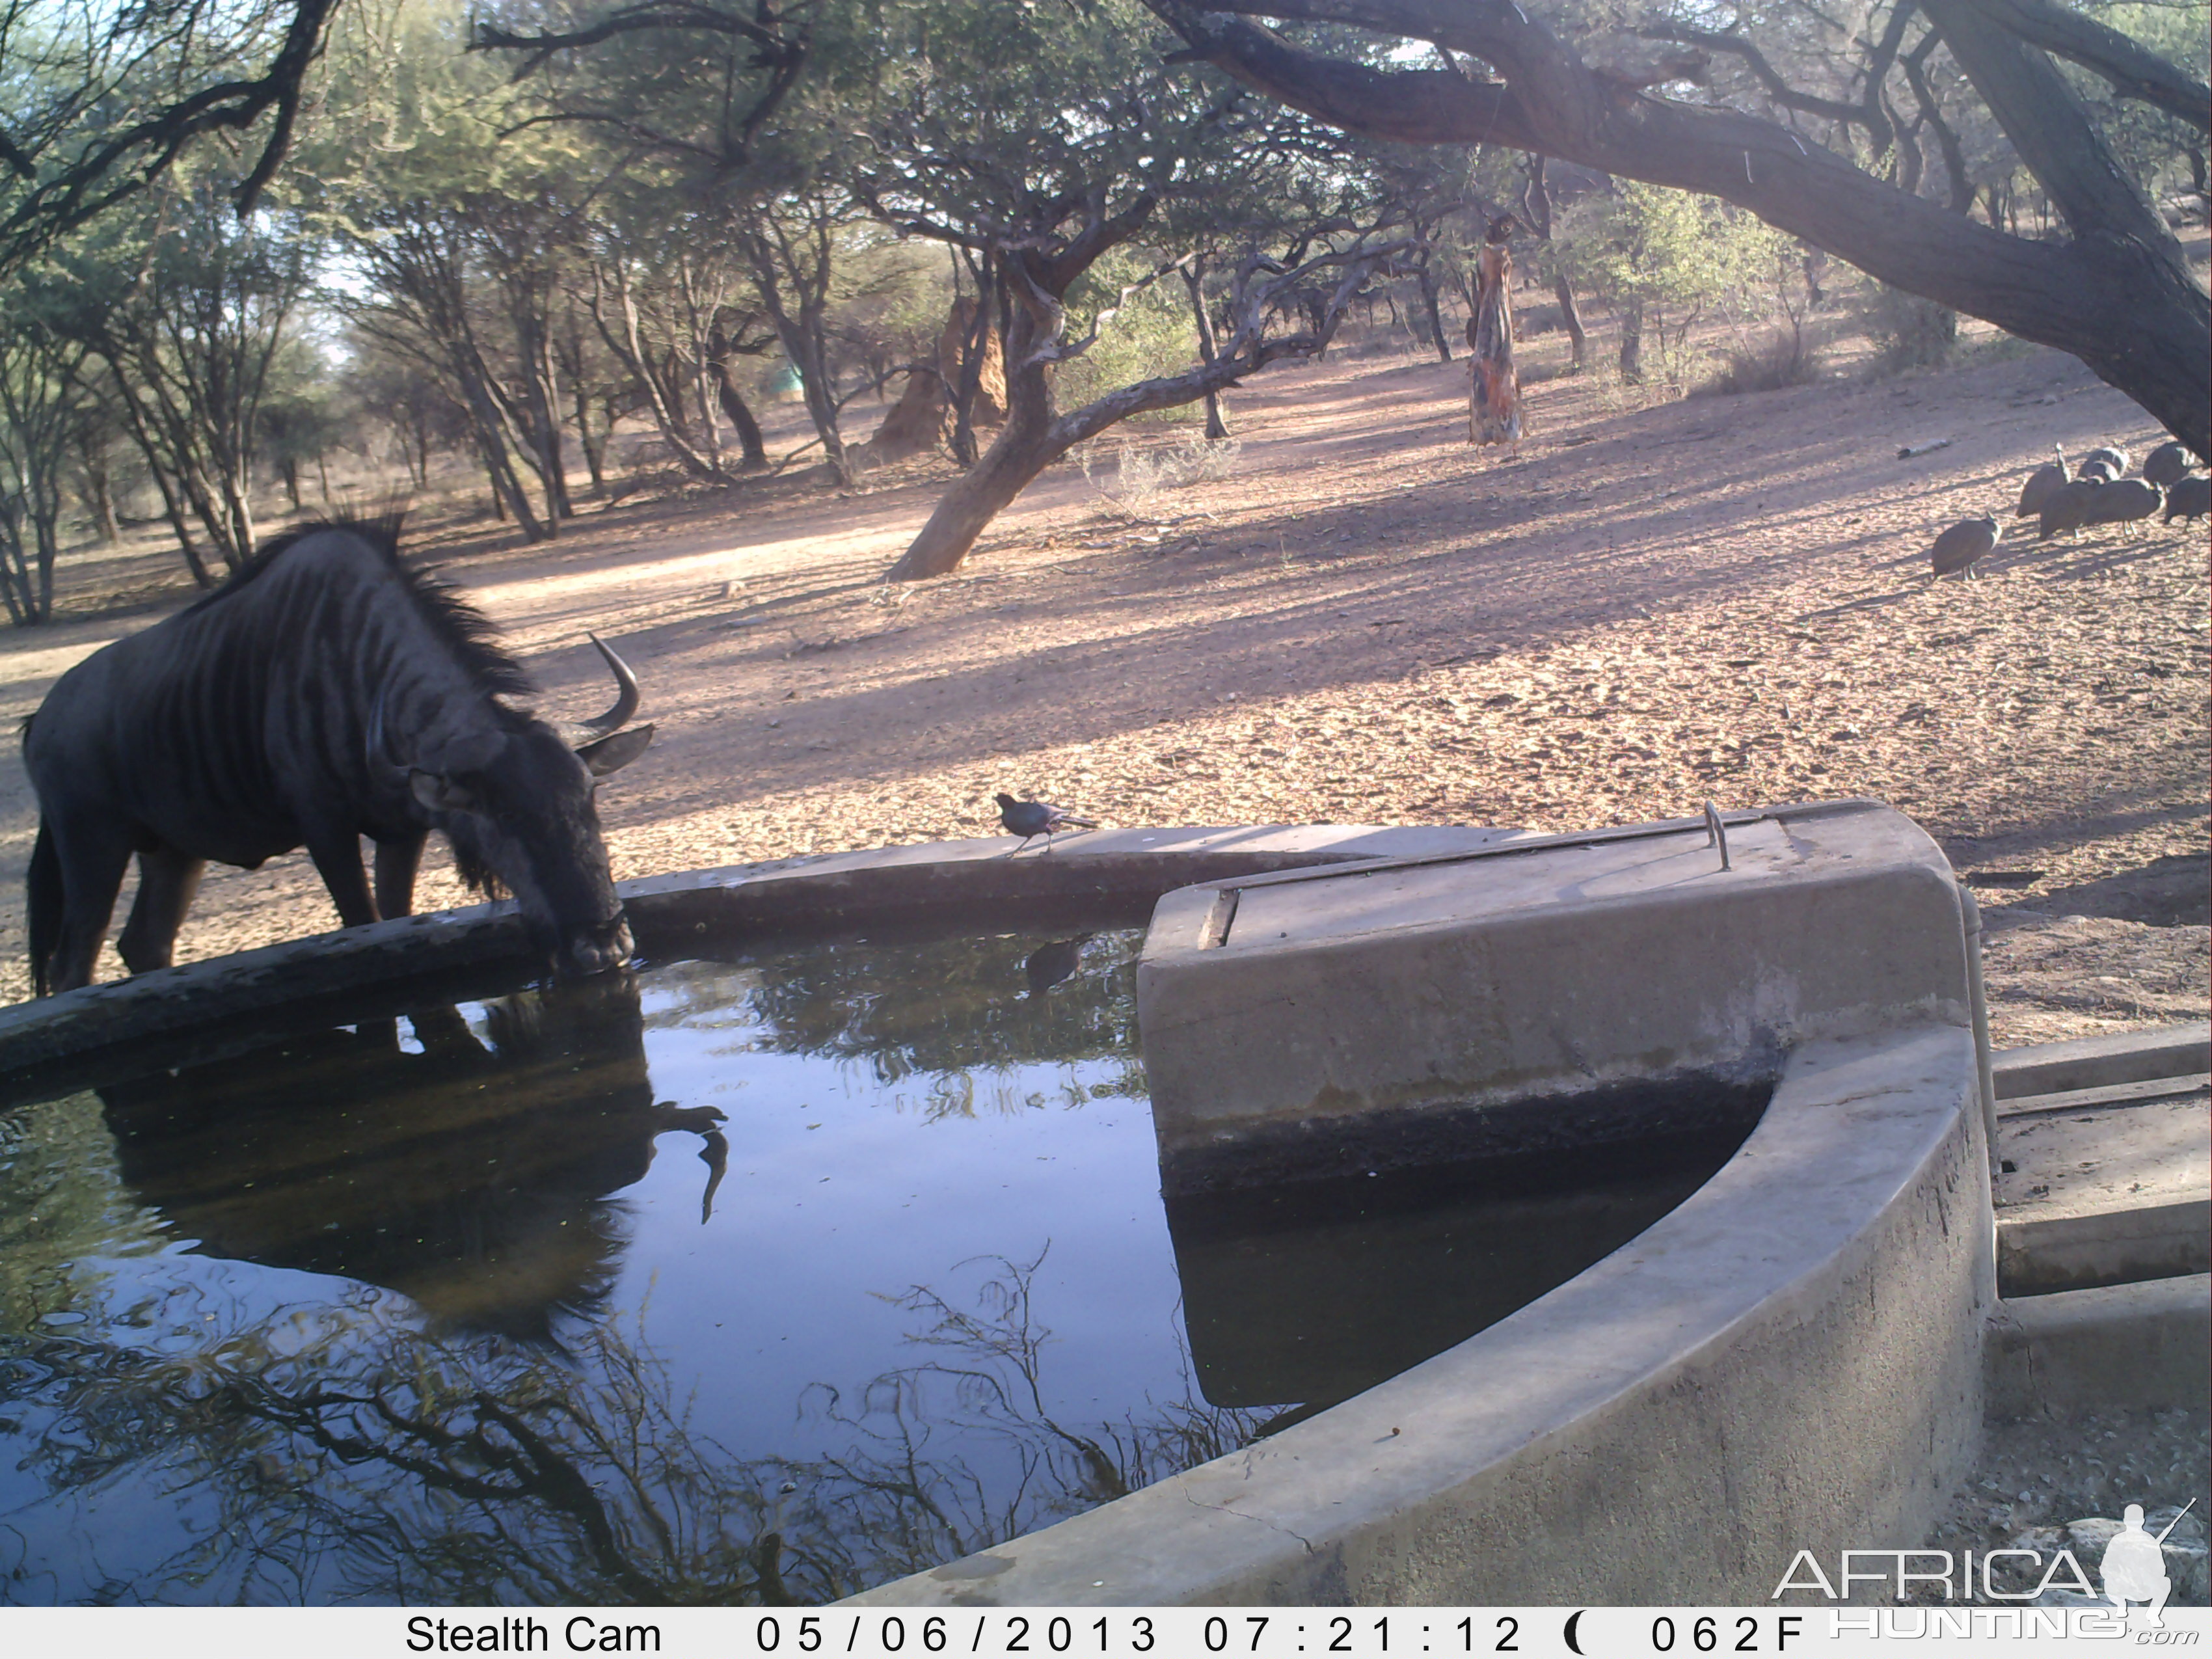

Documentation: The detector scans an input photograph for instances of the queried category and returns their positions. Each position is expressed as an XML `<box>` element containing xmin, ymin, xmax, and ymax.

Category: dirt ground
<box><xmin>1</xmin><ymin>319</ymin><xmax>2205</xmax><ymax>1042</ymax></box>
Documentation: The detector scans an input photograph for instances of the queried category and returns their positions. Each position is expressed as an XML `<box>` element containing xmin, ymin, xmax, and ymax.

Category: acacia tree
<box><xmin>0</xmin><ymin>288</ymin><xmax>98</xmax><ymax>623</ymax></box>
<box><xmin>0</xmin><ymin>0</ymin><xmax>343</xmax><ymax>280</ymax></box>
<box><xmin>304</xmin><ymin>10</ymin><xmax>610</xmax><ymax>539</ymax></box>
<box><xmin>1143</xmin><ymin>0</ymin><xmax>2211</xmax><ymax>458</ymax></box>
<box><xmin>470</xmin><ymin>0</ymin><xmax>831</xmax><ymax>472</ymax></box>
<box><xmin>48</xmin><ymin>183</ymin><xmax>317</xmax><ymax>574</ymax></box>
<box><xmin>474</xmin><ymin>0</ymin><xmax>1396</xmax><ymax>550</ymax></box>
<box><xmin>852</xmin><ymin>0</ymin><xmax>1429</xmax><ymax>579</ymax></box>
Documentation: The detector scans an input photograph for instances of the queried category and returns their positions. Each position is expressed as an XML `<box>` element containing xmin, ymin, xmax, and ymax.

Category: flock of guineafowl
<box><xmin>1926</xmin><ymin>438</ymin><xmax>2208</xmax><ymax>580</ymax></box>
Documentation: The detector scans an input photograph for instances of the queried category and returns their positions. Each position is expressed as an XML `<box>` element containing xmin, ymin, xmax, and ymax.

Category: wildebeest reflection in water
<box><xmin>96</xmin><ymin>975</ymin><xmax>724</xmax><ymax>1338</ymax></box>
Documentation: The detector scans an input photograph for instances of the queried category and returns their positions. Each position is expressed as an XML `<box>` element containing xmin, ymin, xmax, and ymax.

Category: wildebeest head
<box><xmin>375</xmin><ymin>635</ymin><xmax>654</xmax><ymax>978</ymax></box>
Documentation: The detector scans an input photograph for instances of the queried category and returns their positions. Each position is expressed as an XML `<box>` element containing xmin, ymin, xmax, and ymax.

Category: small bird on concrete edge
<box><xmin>995</xmin><ymin>792</ymin><xmax>1099</xmax><ymax>855</ymax></box>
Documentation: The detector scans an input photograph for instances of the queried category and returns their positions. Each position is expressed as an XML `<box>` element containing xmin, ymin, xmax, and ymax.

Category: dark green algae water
<box><xmin>0</xmin><ymin>921</ymin><xmax>1752</xmax><ymax>1605</ymax></box>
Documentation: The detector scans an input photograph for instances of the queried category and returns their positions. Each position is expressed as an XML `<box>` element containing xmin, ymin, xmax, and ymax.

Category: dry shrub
<box><xmin>1868</xmin><ymin>285</ymin><xmax>1958</xmax><ymax>374</ymax></box>
<box><xmin>1081</xmin><ymin>433</ymin><xmax>1242</xmax><ymax>519</ymax></box>
<box><xmin>1700</xmin><ymin>327</ymin><xmax>1826</xmax><ymax>396</ymax></box>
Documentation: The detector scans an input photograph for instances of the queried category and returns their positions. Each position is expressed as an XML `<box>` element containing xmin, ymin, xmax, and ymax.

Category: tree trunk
<box><xmin>768</xmin><ymin>304</ymin><xmax>850</xmax><ymax>483</ymax></box>
<box><xmin>574</xmin><ymin>373</ymin><xmax>606</xmax><ymax>495</ymax></box>
<box><xmin>1802</xmin><ymin>251</ymin><xmax>1828</xmax><ymax>308</ymax></box>
<box><xmin>70</xmin><ymin>422</ymin><xmax>121</xmax><ymax>543</ymax></box>
<box><xmin>1467</xmin><ymin>227</ymin><xmax>1522</xmax><ymax>451</ymax></box>
<box><xmin>1418</xmin><ymin>255</ymin><xmax>1453</xmax><ymax>363</ymax></box>
<box><xmin>1181</xmin><ymin>260</ymin><xmax>1233</xmax><ymax>438</ymax></box>
<box><xmin>512</xmin><ymin>299</ymin><xmax>573</xmax><ymax>522</ymax></box>
<box><xmin>708</xmin><ymin>325</ymin><xmax>769</xmax><ymax>469</ymax></box>
<box><xmin>587</xmin><ymin>262</ymin><xmax>731</xmax><ymax>483</ymax></box>
<box><xmin>1553</xmin><ymin>274</ymin><xmax>1587</xmax><ymax>368</ymax></box>
<box><xmin>1619</xmin><ymin>299</ymin><xmax>1645</xmax><ymax>383</ymax></box>
<box><xmin>949</xmin><ymin>266</ymin><xmax>1001</xmax><ymax>468</ymax></box>
<box><xmin>743</xmin><ymin>230</ymin><xmax>850</xmax><ymax>485</ymax></box>
<box><xmin>455</xmin><ymin>357</ymin><xmax>546</xmax><ymax>537</ymax></box>
<box><xmin>101</xmin><ymin>371</ymin><xmax>214</xmax><ymax>584</ymax></box>
<box><xmin>889</xmin><ymin>308</ymin><xmax>1055</xmax><ymax>581</ymax></box>
<box><xmin>887</xmin><ymin>236</ymin><xmax>1391</xmax><ymax>581</ymax></box>
<box><xmin>0</xmin><ymin>506</ymin><xmax>30</xmax><ymax>625</ymax></box>
<box><xmin>1516</xmin><ymin>154</ymin><xmax>1585</xmax><ymax>373</ymax></box>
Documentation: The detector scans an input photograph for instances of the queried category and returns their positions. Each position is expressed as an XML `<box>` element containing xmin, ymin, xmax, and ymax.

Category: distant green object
<box><xmin>768</xmin><ymin>364</ymin><xmax>803</xmax><ymax>396</ymax></box>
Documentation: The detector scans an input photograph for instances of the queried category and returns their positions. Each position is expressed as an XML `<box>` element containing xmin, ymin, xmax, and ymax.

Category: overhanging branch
<box><xmin>1965</xmin><ymin>0</ymin><xmax>2210</xmax><ymax>133</ymax></box>
<box><xmin>1144</xmin><ymin>0</ymin><xmax>2210</xmax><ymax>455</ymax></box>
<box><xmin>0</xmin><ymin>0</ymin><xmax>344</xmax><ymax>277</ymax></box>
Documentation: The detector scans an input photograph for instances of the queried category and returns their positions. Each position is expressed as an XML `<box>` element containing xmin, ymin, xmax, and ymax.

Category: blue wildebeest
<box><xmin>23</xmin><ymin>519</ymin><xmax>654</xmax><ymax>993</ymax></box>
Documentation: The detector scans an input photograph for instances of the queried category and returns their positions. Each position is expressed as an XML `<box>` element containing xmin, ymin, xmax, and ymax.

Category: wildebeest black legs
<box><xmin>116</xmin><ymin>846</ymin><xmax>206</xmax><ymax>974</ymax></box>
<box><xmin>36</xmin><ymin>811</ymin><xmax>133</xmax><ymax>993</ymax></box>
<box><xmin>304</xmin><ymin>819</ymin><xmax>381</xmax><ymax>930</ymax></box>
<box><xmin>374</xmin><ymin>834</ymin><xmax>426</xmax><ymax>922</ymax></box>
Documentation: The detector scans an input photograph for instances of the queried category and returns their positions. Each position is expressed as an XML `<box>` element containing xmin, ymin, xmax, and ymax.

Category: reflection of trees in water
<box><xmin>0</xmin><ymin>1258</ymin><xmax>1271</xmax><ymax>1605</ymax></box>
<box><xmin>645</xmin><ymin>931</ymin><xmax>1147</xmax><ymax>1092</ymax></box>
<box><xmin>0</xmin><ymin>1090</ymin><xmax>170</xmax><ymax>1336</ymax></box>
<box><xmin>1</xmin><ymin>1288</ymin><xmax>774</xmax><ymax>1604</ymax></box>
<box><xmin>797</xmin><ymin>1252</ymin><xmax>1280</xmax><ymax>1587</ymax></box>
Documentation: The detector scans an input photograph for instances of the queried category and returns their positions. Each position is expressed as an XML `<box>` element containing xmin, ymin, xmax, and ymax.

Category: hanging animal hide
<box><xmin>1468</xmin><ymin>219</ymin><xmax>1523</xmax><ymax>455</ymax></box>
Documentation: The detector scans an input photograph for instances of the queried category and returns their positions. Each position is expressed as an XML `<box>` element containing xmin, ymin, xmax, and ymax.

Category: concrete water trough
<box><xmin>0</xmin><ymin>800</ymin><xmax>2019</xmax><ymax>1604</ymax></box>
<box><xmin>854</xmin><ymin>797</ymin><xmax>2002</xmax><ymax>1606</ymax></box>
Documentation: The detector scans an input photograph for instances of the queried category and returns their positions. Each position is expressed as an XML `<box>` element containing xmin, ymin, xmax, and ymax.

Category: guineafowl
<box><xmin>2077</xmin><ymin>446</ymin><xmax>2128</xmax><ymax>481</ymax></box>
<box><xmin>2016</xmin><ymin>446</ymin><xmax>2068</xmax><ymax>518</ymax></box>
<box><xmin>1929</xmin><ymin>515</ymin><xmax>1999</xmax><ymax>578</ymax></box>
<box><xmin>2143</xmin><ymin>441</ymin><xmax>2191</xmax><ymax>489</ymax></box>
<box><xmin>2164</xmin><ymin>475</ymin><xmax>2209</xmax><ymax>524</ymax></box>
<box><xmin>2081</xmin><ymin>479</ymin><xmax>2162</xmax><ymax>526</ymax></box>
<box><xmin>2040</xmin><ymin>479</ymin><xmax>2101</xmax><ymax>539</ymax></box>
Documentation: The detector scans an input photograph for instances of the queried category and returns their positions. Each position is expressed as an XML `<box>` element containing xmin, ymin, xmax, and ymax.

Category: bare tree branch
<box><xmin>0</xmin><ymin>0</ymin><xmax>342</xmax><ymax>277</ymax></box>
<box><xmin>1900</xmin><ymin>31</ymin><xmax>1975</xmax><ymax>213</ymax></box>
<box><xmin>470</xmin><ymin>0</ymin><xmax>810</xmax><ymax>170</ymax></box>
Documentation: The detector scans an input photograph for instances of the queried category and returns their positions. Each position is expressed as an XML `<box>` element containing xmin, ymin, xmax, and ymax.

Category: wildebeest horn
<box><xmin>578</xmin><ymin>632</ymin><xmax>641</xmax><ymax>737</ymax></box>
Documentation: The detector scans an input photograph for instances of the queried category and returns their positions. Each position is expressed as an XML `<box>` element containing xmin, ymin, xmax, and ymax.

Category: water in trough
<box><xmin>0</xmin><ymin>919</ymin><xmax>1758</xmax><ymax>1604</ymax></box>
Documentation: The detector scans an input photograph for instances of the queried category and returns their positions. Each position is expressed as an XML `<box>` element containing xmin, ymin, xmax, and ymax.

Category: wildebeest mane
<box><xmin>185</xmin><ymin>515</ymin><xmax>535</xmax><ymax>701</ymax></box>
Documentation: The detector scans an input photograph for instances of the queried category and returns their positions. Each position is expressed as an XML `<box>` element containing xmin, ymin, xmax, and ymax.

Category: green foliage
<box><xmin>2051</xmin><ymin>3</ymin><xmax>2208</xmax><ymax>215</ymax></box>
<box><xmin>0</xmin><ymin>0</ymin><xmax>344</xmax><ymax>281</ymax></box>
<box><xmin>256</xmin><ymin>337</ymin><xmax>352</xmax><ymax>501</ymax></box>
<box><xmin>1053</xmin><ymin>249</ymin><xmax>1202</xmax><ymax>418</ymax></box>
<box><xmin>831</xmin><ymin>231</ymin><xmax>952</xmax><ymax>375</ymax></box>
<box><xmin>1867</xmin><ymin>283</ymin><xmax>1960</xmax><ymax>375</ymax></box>
<box><xmin>1559</xmin><ymin>181</ymin><xmax>1811</xmax><ymax>388</ymax></box>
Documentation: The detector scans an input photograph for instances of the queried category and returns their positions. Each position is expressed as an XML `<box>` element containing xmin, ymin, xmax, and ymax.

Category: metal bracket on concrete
<box><xmin>1704</xmin><ymin>801</ymin><xmax>1731</xmax><ymax>870</ymax></box>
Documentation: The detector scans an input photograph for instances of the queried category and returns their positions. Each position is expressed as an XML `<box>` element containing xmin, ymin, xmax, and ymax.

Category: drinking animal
<box><xmin>23</xmin><ymin>519</ymin><xmax>654</xmax><ymax>993</ymax></box>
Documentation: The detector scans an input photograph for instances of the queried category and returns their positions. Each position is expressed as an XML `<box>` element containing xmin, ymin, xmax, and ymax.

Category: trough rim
<box><xmin>0</xmin><ymin>822</ymin><xmax>1524</xmax><ymax>1098</ymax></box>
<box><xmin>845</xmin><ymin>1022</ymin><xmax>1991</xmax><ymax>1607</ymax></box>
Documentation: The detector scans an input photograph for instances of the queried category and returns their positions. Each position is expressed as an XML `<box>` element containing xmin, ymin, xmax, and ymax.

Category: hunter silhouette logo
<box><xmin>2103</xmin><ymin>1501</ymin><xmax>2194</xmax><ymax>1628</ymax></box>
